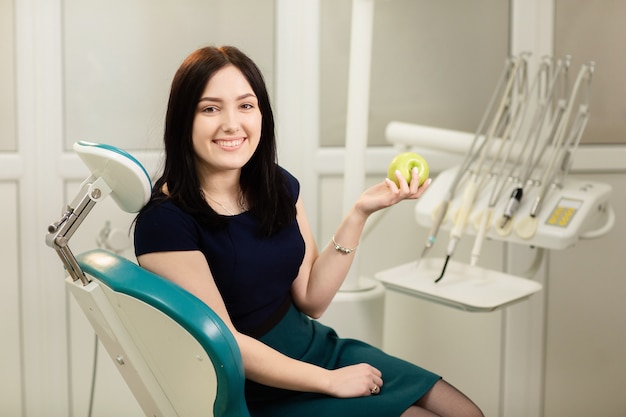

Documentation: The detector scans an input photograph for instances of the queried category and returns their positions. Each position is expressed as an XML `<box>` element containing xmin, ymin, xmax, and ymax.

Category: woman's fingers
<box><xmin>328</xmin><ymin>363</ymin><xmax>384</xmax><ymax>398</ymax></box>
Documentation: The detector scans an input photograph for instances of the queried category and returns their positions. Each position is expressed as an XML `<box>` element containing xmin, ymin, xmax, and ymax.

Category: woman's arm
<box><xmin>137</xmin><ymin>250</ymin><xmax>383</xmax><ymax>398</ymax></box>
<box><xmin>291</xmin><ymin>168</ymin><xmax>430</xmax><ymax>318</ymax></box>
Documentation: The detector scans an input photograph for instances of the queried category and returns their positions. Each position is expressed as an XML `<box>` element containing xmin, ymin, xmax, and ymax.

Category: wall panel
<box><xmin>555</xmin><ymin>0</ymin><xmax>626</xmax><ymax>144</ymax></box>
<box><xmin>62</xmin><ymin>0</ymin><xmax>275</xmax><ymax>151</ymax></box>
<box><xmin>0</xmin><ymin>0</ymin><xmax>16</xmax><ymax>151</ymax></box>
<box><xmin>320</xmin><ymin>0</ymin><xmax>510</xmax><ymax>146</ymax></box>
<box><xmin>0</xmin><ymin>182</ymin><xmax>23</xmax><ymax>415</ymax></box>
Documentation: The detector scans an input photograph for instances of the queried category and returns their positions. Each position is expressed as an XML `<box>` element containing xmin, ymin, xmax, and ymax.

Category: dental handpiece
<box><xmin>500</xmin><ymin>187</ymin><xmax>523</xmax><ymax>227</ymax></box>
<box><xmin>435</xmin><ymin>177</ymin><xmax>479</xmax><ymax>283</ymax></box>
<box><xmin>420</xmin><ymin>196</ymin><xmax>450</xmax><ymax>254</ymax></box>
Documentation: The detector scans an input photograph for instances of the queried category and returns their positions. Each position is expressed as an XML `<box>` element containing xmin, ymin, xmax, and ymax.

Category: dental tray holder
<box><xmin>375</xmin><ymin>165</ymin><xmax>613</xmax><ymax>312</ymax></box>
<box><xmin>376</xmin><ymin>258</ymin><xmax>543</xmax><ymax>312</ymax></box>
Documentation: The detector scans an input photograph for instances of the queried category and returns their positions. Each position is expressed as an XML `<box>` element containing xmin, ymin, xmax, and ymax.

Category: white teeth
<box><xmin>216</xmin><ymin>138</ymin><xmax>244</xmax><ymax>147</ymax></box>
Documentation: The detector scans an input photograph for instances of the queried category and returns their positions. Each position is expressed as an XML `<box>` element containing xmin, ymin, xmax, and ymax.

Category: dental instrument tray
<box><xmin>375</xmin><ymin>163</ymin><xmax>612</xmax><ymax>313</ymax></box>
<box><xmin>375</xmin><ymin>258</ymin><xmax>542</xmax><ymax>312</ymax></box>
<box><xmin>415</xmin><ymin>165</ymin><xmax>613</xmax><ymax>251</ymax></box>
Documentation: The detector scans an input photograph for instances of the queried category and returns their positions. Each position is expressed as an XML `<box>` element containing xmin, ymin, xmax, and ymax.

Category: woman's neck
<box><xmin>199</xmin><ymin>171</ymin><xmax>248</xmax><ymax>215</ymax></box>
<box><xmin>198</xmin><ymin>168</ymin><xmax>241</xmax><ymax>197</ymax></box>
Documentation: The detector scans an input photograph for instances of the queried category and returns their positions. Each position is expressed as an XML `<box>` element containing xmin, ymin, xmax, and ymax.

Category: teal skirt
<box><xmin>245</xmin><ymin>304</ymin><xmax>440</xmax><ymax>417</ymax></box>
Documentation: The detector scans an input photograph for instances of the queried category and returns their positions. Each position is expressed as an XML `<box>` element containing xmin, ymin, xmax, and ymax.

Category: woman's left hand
<box><xmin>355</xmin><ymin>167</ymin><xmax>431</xmax><ymax>216</ymax></box>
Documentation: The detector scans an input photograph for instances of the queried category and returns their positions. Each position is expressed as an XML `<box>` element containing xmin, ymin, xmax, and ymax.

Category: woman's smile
<box><xmin>214</xmin><ymin>137</ymin><xmax>246</xmax><ymax>149</ymax></box>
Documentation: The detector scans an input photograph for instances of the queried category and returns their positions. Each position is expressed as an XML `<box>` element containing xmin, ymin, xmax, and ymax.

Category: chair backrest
<box><xmin>47</xmin><ymin>141</ymin><xmax>250</xmax><ymax>417</ymax></box>
<box><xmin>71</xmin><ymin>249</ymin><xmax>250</xmax><ymax>417</ymax></box>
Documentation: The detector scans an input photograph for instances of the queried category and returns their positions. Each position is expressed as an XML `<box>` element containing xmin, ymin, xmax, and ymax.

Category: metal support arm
<box><xmin>45</xmin><ymin>176</ymin><xmax>111</xmax><ymax>284</ymax></box>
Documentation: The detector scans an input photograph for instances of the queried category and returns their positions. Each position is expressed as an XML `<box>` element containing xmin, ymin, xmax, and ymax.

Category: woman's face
<box><xmin>192</xmin><ymin>65</ymin><xmax>262</xmax><ymax>176</ymax></box>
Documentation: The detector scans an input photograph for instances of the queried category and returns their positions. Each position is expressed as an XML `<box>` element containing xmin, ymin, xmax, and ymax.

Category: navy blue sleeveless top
<box><xmin>134</xmin><ymin>168</ymin><xmax>306</xmax><ymax>336</ymax></box>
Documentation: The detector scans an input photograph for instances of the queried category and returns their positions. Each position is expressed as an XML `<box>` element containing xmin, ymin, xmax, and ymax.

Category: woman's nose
<box><xmin>221</xmin><ymin>110</ymin><xmax>240</xmax><ymax>133</ymax></box>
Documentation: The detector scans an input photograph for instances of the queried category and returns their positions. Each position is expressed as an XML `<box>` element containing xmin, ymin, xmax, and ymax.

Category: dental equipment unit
<box><xmin>377</xmin><ymin>54</ymin><xmax>614</xmax><ymax>312</ymax></box>
<box><xmin>435</xmin><ymin>53</ymin><xmax>531</xmax><ymax>283</ymax></box>
<box><xmin>46</xmin><ymin>141</ymin><xmax>250</xmax><ymax>417</ymax></box>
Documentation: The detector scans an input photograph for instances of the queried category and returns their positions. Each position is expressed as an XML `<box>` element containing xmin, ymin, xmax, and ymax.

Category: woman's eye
<box><xmin>201</xmin><ymin>106</ymin><xmax>218</xmax><ymax>113</ymax></box>
<box><xmin>241</xmin><ymin>103</ymin><xmax>254</xmax><ymax>110</ymax></box>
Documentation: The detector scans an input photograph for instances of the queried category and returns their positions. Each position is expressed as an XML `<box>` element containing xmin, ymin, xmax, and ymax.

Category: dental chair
<box><xmin>46</xmin><ymin>141</ymin><xmax>250</xmax><ymax>417</ymax></box>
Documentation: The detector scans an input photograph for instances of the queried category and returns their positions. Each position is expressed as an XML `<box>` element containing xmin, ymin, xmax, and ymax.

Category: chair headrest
<box><xmin>74</xmin><ymin>141</ymin><xmax>152</xmax><ymax>213</ymax></box>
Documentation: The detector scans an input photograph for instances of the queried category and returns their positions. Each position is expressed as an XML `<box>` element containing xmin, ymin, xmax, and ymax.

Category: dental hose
<box><xmin>436</xmin><ymin>54</ymin><xmax>528</xmax><ymax>282</ymax></box>
<box><xmin>418</xmin><ymin>56</ymin><xmax>516</xmax><ymax>262</ymax></box>
<box><xmin>499</xmin><ymin>58</ymin><xmax>570</xmax><ymax>228</ymax></box>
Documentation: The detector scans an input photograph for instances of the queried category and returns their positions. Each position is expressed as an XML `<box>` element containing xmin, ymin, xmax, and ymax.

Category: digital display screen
<box><xmin>545</xmin><ymin>198</ymin><xmax>583</xmax><ymax>227</ymax></box>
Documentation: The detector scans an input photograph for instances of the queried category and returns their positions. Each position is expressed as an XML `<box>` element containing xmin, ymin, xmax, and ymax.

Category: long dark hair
<box><xmin>144</xmin><ymin>45</ymin><xmax>295</xmax><ymax>235</ymax></box>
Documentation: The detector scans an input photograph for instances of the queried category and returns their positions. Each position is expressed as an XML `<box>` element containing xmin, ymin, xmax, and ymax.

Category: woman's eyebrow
<box><xmin>198</xmin><ymin>93</ymin><xmax>256</xmax><ymax>103</ymax></box>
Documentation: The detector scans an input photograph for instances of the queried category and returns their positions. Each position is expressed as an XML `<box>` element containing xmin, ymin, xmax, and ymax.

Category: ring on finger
<box><xmin>370</xmin><ymin>385</ymin><xmax>380</xmax><ymax>395</ymax></box>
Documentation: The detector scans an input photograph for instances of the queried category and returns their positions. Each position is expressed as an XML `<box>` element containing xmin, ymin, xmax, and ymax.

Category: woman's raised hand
<box><xmin>355</xmin><ymin>167</ymin><xmax>431</xmax><ymax>216</ymax></box>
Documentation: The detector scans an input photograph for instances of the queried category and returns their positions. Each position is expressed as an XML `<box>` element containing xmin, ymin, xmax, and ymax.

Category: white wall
<box><xmin>0</xmin><ymin>182</ymin><xmax>22</xmax><ymax>416</ymax></box>
<box><xmin>543</xmin><ymin>173</ymin><xmax>626</xmax><ymax>417</ymax></box>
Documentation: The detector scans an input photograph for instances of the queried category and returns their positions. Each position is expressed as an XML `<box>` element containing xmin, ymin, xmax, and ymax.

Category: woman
<box><xmin>134</xmin><ymin>45</ymin><xmax>483</xmax><ymax>417</ymax></box>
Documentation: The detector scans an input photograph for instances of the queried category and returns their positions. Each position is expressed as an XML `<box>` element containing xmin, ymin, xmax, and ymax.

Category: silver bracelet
<box><xmin>332</xmin><ymin>234</ymin><xmax>358</xmax><ymax>255</ymax></box>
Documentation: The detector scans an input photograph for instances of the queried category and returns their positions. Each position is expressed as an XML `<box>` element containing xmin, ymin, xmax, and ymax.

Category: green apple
<box><xmin>387</xmin><ymin>152</ymin><xmax>429</xmax><ymax>187</ymax></box>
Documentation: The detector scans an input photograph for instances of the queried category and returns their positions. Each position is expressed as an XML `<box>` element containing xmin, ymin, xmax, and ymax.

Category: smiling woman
<box><xmin>133</xmin><ymin>45</ymin><xmax>483</xmax><ymax>417</ymax></box>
